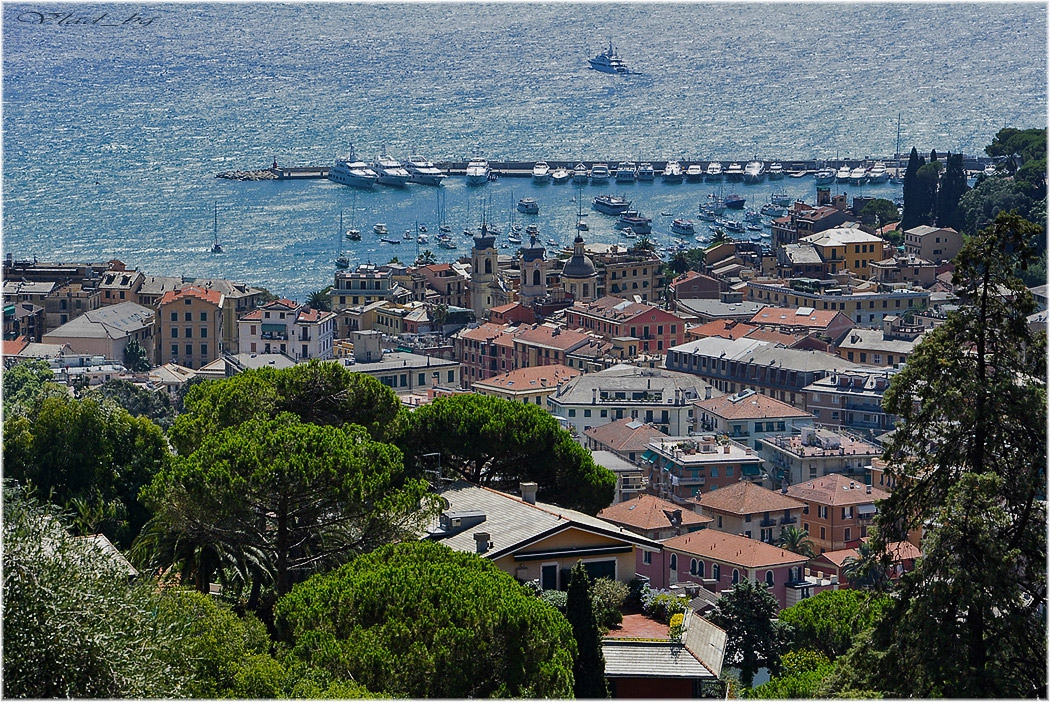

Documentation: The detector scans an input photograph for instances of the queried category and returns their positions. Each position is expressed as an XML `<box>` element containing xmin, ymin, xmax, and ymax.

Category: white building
<box><xmin>547</xmin><ymin>364</ymin><xmax>719</xmax><ymax>437</ymax></box>
<box><xmin>237</xmin><ymin>298</ymin><xmax>336</xmax><ymax>361</ymax></box>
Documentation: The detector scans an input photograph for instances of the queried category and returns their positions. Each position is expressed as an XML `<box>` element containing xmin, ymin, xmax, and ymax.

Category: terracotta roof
<box><xmin>744</xmin><ymin>328</ymin><xmax>811</xmax><ymax>346</ymax></box>
<box><xmin>694</xmin><ymin>390</ymin><xmax>812</xmax><ymax>421</ymax></box>
<box><xmin>748</xmin><ymin>307</ymin><xmax>843</xmax><ymax>329</ymax></box>
<box><xmin>158</xmin><ymin>285</ymin><xmax>223</xmax><ymax>307</ymax></box>
<box><xmin>662</xmin><ymin>529</ymin><xmax>809</xmax><ymax>569</ymax></box>
<box><xmin>2</xmin><ymin>338</ymin><xmax>28</xmax><ymax>356</ymax></box>
<box><xmin>810</xmin><ymin>547</ymin><xmax>857</xmax><ymax>569</ymax></box>
<box><xmin>512</xmin><ymin>324</ymin><xmax>593</xmax><ymax>351</ymax></box>
<box><xmin>584</xmin><ymin>418</ymin><xmax>666</xmax><ymax>453</ymax></box>
<box><xmin>687</xmin><ymin>319</ymin><xmax>757</xmax><ymax>340</ymax></box>
<box><xmin>784</xmin><ymin>473</ymin><xmax>890</xmax><ymax>506</ymax></box>
<box><xmin>698</xmin><ymin>481</ymin><xmax>805</xmax><ymax>515</ymax></box>
<box><xmin>599</xmin><ymin>494</ymin><xmax>712</xmax><ymax>531</ymax></box>
<box><xmin>473</xmin><ymin>363</ymin><xmax>579</xmax><ymax>392</ymax></box>
<box><xmin>489</xmin><ymin>302</ymin><xmax>522</xmax><ymax>314</ymax></box>
<box><xmin>458</xmin><ymin>322</ymin><xmax>508</xmax><ymax>342</ymax></box>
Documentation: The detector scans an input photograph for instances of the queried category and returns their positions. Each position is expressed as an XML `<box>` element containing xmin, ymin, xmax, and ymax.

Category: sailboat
<box><xmin>889</xmin><ymin>113</ymin><xmax>905</xmax><ymax>185</ymax></box>
<box><xmin>346</xmin><ymin>191</ymin><xmax>361</xmax><ymax>240</ymax></box>
<box><xmin>336</xmin><ymin>211</ymin><xmax>350</xmax><ymax>268</ymax></box>
<box><xmin>211</xmin><ymin>203</ymin><xmax>223</xmax><ymax>253</ymax></box>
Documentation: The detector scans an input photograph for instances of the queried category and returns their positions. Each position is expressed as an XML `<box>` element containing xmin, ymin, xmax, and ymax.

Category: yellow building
<box><xmin>472</xmin><ymin>363</ymin><xmax>580</xmax><ymax>407</ymax></box>
<box><xmin>800</xmin><ymin>227</ymin><xmax>886</xmax><ymax>278</ymax></box>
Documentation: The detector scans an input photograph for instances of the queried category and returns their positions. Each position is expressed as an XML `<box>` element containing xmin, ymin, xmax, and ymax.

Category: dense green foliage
<box><xmin>746</xmin><ymin>650</ymin><xmax>834</xmax><ymax>699</ymax></box>
<box><xmin>566</xmin><ymin>561</ymin><xmax>608</xmax><ymax>698</ymax></box>
<box><xmin>276</xmin><ymin>541</ymin><xmax>576</xmax><ymax>698</ymax></box>
<box><xmin>777</xmin><ymin>589</ymin><xmax>889</xmax><ymax>660</ymax></box>
<box><xmin>837</xmin><ymin>211</ymin><xmax>1048</xmax><ymax>697</ymax></box>
<box><xmin>985</xmin><ymin>126</ymin><xmax>1047</xmax><ymax>200</ymax></box>
<box><xmin>397</xmin><ymin>392</ymin><xmax>616</xmax><ymax>514</ymax></box>
<box><xmin>3</xmin><ymin>391</ymin><xmax>170</xmax><ymax>548</ymax></box>
<box><xmin>168</xmin><ymin>360</ymin><xmax>404</xmax><ymax>455</ymax></box>
<box><xmin>776</xmin><ymin>525</ymin><xmax>815</xmax><ymax>557</ymax></box>
<box><xmin>2</xmin><ymin>485</ymin><xmax>184</xmax><ymax>697</ymax></box>
<box><xmin>707</xmin><ymin>579</ymin><xmax>789</xmax><ymax>689</ymax></box>
<box><xmin>141</xmin><ymin>413</ymin><xmax>438</xmax><ymax>599</ymax></box>
<box><xmin>88</xmin><ymin>378</ymin><xmax>178</xmax><ymax>428</ymax></box>
<box><xmin>1</xmin><ymin>359</ymin><xmax>62</xmax><ymax>415</ymax></box>
<box><xmin>122</xmin><ymin>337</ymin><xmax>152</xmax><ymax>372</ymax></box>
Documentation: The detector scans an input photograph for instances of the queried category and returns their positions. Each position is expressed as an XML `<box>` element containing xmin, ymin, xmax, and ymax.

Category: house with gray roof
<box><xmin>426</xmin><ymin>481</ymin><xmax>661</xmax><ymax>590</ymax></box>
<box><xmin>547</xmin><ymin>364</ymin><xmax>719</xmax><ymax>437</ymax></box>
<box><xmin>665</xmin><ymin>336</ymin><xmax>867</xmax><ymax>411</ymax></box>
<box><xmin>41</xmin><ymin>301</ymin><xmax>155</xmax><ymax>363</ymax></box>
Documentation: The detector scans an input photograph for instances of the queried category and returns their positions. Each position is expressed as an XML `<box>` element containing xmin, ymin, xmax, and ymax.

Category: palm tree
<box><xmin>841</xmin><ymin>541</ymin><xmax>891</xmax><ymax>591</ymax></box>
<box><xmin>416</xmin><ymin>249</ymin><xmax>437</xmax><ymax>265</ymax></box>
<box><xmin>777</xmin><ymin>525</ymin><xmax>816</xmax><ymax>557</ymax></box>
<box><xmin>709</xmin><ymin>228</ymin><xmax>733</xmax><ymax>246</ymax></box>
<box><xmin>307</xmin><ymin>286</ymin><xmax>333</xmax><ymax>311</ymax></box>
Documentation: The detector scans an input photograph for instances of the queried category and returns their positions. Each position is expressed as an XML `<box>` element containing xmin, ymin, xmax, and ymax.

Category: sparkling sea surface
<box><xmin>3</xmin><ymin>3</ymin><xmax>1046</xmax><ymax>302</ymax></box>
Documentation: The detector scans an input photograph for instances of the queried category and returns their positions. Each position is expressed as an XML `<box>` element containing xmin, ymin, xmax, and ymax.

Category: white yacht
<box><xmin>615</xmin><ymin>161</ymin><xmax>636</xmax><ymax>182</ymax></box>
<box><xmin>849</xmin><ymin>166</ymin><xmax>869</xmax><ymax>185</ymax></box>
<box><xmin>636</xmin><ymin>162</ymin><xmax>655</xmax><ymax>181</ymax></box>
<box><xmin>588</xmin><ymin>41</ymin><xmax>629</xmax><ymax>74</ymax></box>
<box><xmin>328</xmin><ymin>145</ymin><xmax>378</xmax><ymax>189</ymax></box>
<box><xmin>465</xmin><ymin>155</ymin><xmax>490</xmax><ymax>185</ymax></box>
<box><xmin>405</xmin><ymin>154</ymin><xmax>447</xmax><ymax>186</ymax></box>
<box><xmin>835</xmin><ymin>165</ymin><xmax>852</xmax><ymax>183</ymax></box>
<box><xmin>662</xmin><ymin>160</ymin><xmax>684</xmax><ymax>183</ymax></box>
<box><xmin>551</xmin><ymin>166</ymin><xmax>572</xmax><ymax>183</ymax></box>
<box><xmin>589</xmin><ymin>162</ymin><xmax>611</xmax><ymax>183</ymax></box>
<box><xmin>725</xmin><ymin>162</ymin><xmax>745</xmax><ymax>181</ymax></box>
<box><xmin>531</xmin><ymin>161</ymin><xmax>551</xmax><ymax>183</ymax></box>
<box><xmin>705</xmin><ymin>161</ymin><xmax>724</xmax><ymax>181</ymax></box>
<box><xmin>867</xmin><ymin>161</ymin><xmax>889</xmax><ymax>183</ymax></box>
<box><xmin>685</xmin><ymin>163</ymin><xmax>704</xmax><ymax>182</ymax></box>
<box><xmin>767</xmin><ymin>162</ymin><xmax>785</xmax><ymax>180</ymax></box>
<box><xmin>814</xmin><ymin>166</ymin><xmax>836</xmax><ymax>184</ymax></box>
<box><xmin>743</xmin><ymin>160</ymin><xmax>766</xmax><ymax>184</ymax></box>
<box><xmin>372</xmin><ymin>151</ymin><xmax>410</xmax><ymax>187</ymax></box>
<box><xmin>571</xmin><ymin>162</ymin><xmax>589</xmax><ymax>184</ymax></box>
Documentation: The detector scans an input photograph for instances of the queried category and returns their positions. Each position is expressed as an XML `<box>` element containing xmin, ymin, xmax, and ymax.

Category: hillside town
<box><xmin>4</xmin><ymin>165</ymin><xmax>1047</xmax><ymax>697</ymax></box>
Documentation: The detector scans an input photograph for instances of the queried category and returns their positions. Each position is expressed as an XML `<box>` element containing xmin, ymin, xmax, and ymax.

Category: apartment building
<box><xmin>784</xmin><ymin>473</ymin><xmax>890</xmax><ymax>553</ymax></box>
<box><xmin>238</xmin><ymin>298</ymin><xmax>336</xmax><ymax>361</ymax></box>
<box><xmin>157</xmin><ymin>285</ymin><xmax>224</xmax><ymax>369</ymax></box>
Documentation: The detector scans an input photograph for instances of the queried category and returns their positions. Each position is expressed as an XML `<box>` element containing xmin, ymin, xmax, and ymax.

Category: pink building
<box><xmin>637</xmin><ymin>529</ymin><xmax>810</xmax><ymax>611</ymax></box>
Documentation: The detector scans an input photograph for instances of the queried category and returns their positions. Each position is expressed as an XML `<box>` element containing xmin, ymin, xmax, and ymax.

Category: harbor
<box><xmin>218</xmin><ymin>155</ymin><xmax>991</xmax><ymax>182</ymax></box>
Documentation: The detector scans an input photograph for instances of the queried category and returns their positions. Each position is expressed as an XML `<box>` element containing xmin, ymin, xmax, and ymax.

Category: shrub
<box><xmin>640</xmin><ymin>585</ymin><xmax>687</xmax><ymax>623</ymax></box>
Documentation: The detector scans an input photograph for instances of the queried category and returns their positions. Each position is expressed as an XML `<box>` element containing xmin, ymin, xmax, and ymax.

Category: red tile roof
<box><xmin>473</xmin><ymin>363</ymin><xmax>579</xmax><ymax>391</ymax></box>
<box><xmin>599</xmin><ymin>494</ymin><xmax>712</xmax><ymax>531</ymax></box>
<box><xmin>2</xmin><ymin>338</ymin><xmax>28</xmax><ymax>356</ymax></box>
<box><xmin>694</xmin><ymin>391</ymin><xmax>812</xmax><ymax>421</ymax></box>
<box><xmin>749</xmin><ymin>307</ymin><xmax>842</xmax><ymax>329</ymax></box>
<box><xmin>698</xmin><ymin>481</ymin><xmax>806</xmax><ymax>515</ymax></box>
<box><xmin>585</xmin><ymin>418</ymin><xmax>667</xmax><ymax>453</ymax></box>
<box><xmin>158</xmin><ymin>285</ymin><xmax>223</xmax><ymax>307</ymax></box>
<box><xmin>784</xmin><ymin>473</ymin><xmax>890</xmax><ymax>506</ymax></box>
<box><xmin>662</xmin><ymin>529</ymin><xmax>809</xmax><ymax>569</ymax></box>
<box><xmin>687</xmin><ymin>319</ymin><xmax>757</xmax><ymax>340</ymax></box>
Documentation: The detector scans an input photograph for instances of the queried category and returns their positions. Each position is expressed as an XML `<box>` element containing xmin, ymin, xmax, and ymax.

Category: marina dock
<box><xmin>217</xmin><ymin>155</ymin><xmax>987</xmax><ymax>181</ymax></box>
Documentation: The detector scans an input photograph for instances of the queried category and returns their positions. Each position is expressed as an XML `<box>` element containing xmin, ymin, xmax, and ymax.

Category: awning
<box><xmin>857</xmin><ymin>504</ymin><xmax>878</xmax><ymax>515</ymax></box>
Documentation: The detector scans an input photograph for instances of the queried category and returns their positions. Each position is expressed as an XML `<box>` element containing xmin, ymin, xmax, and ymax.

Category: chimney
<box><xmin>473</xmin><ymin>532</ymin><xmax>492</xmax><ymax>554</ymax></box>
<box><xmin>866</xmin><ymin>484</ymin><xmax>872</xmax><ymax>494</ymax></box>
<box><xmin>520</xmin><ymin>482</ymin><xmax>538</xmax><ymax>504</ymax></box>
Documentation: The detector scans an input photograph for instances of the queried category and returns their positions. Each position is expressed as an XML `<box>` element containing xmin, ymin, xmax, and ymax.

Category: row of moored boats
<box><xmin>329</xmin><ymin>145</ymin><xmax>897</xmax><ymax>191</ymax></box>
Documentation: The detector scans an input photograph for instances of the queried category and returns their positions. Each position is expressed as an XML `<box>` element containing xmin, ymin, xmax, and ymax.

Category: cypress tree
<box><xmin>935</xmin><ymin>152</ymin><xmax>969</xmax><ymax>230</ymax></box>
<box><xmin>901</xmin><ymin>147</ymin><xmax>925</xmax><ymax>230</ymax></box>
<box><xmin>566</xmin><ymin>561</ymin><xmax>608</xmax><ymax>698</ymax></box>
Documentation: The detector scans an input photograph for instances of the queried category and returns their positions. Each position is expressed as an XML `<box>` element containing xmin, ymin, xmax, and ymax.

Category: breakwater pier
<box><xmin>217</xmin><ymin>154</ymin><xmax>988</xmax><ymax>182</ymax></box>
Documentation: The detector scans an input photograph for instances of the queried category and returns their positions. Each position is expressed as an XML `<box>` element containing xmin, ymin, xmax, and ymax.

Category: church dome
<box><xmin>562</xmin><ymin>232</ymin><xmax>597</xmax><ymax>278</ymax></box>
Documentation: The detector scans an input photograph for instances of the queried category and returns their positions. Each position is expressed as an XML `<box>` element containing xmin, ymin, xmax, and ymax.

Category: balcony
<box><xmin>261</xmin><ymin>332</ymin><xmax>288</xmax><ymax>341</ymax></box>
<box><xmin>780</xmin><ymin>516</ymin><xmax>798</xmax><ymax>525</ymax></box>
<box><xmin>759</xmin><ymin>517</ymin><xmax>778</xmax><ymax>527</ymax></box>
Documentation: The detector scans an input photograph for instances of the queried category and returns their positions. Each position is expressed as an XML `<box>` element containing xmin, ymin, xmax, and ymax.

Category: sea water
<box><xmin>3</xmin><ymin>3</ymin><xmax>1045</xmax><ymax>302</ymax></box>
